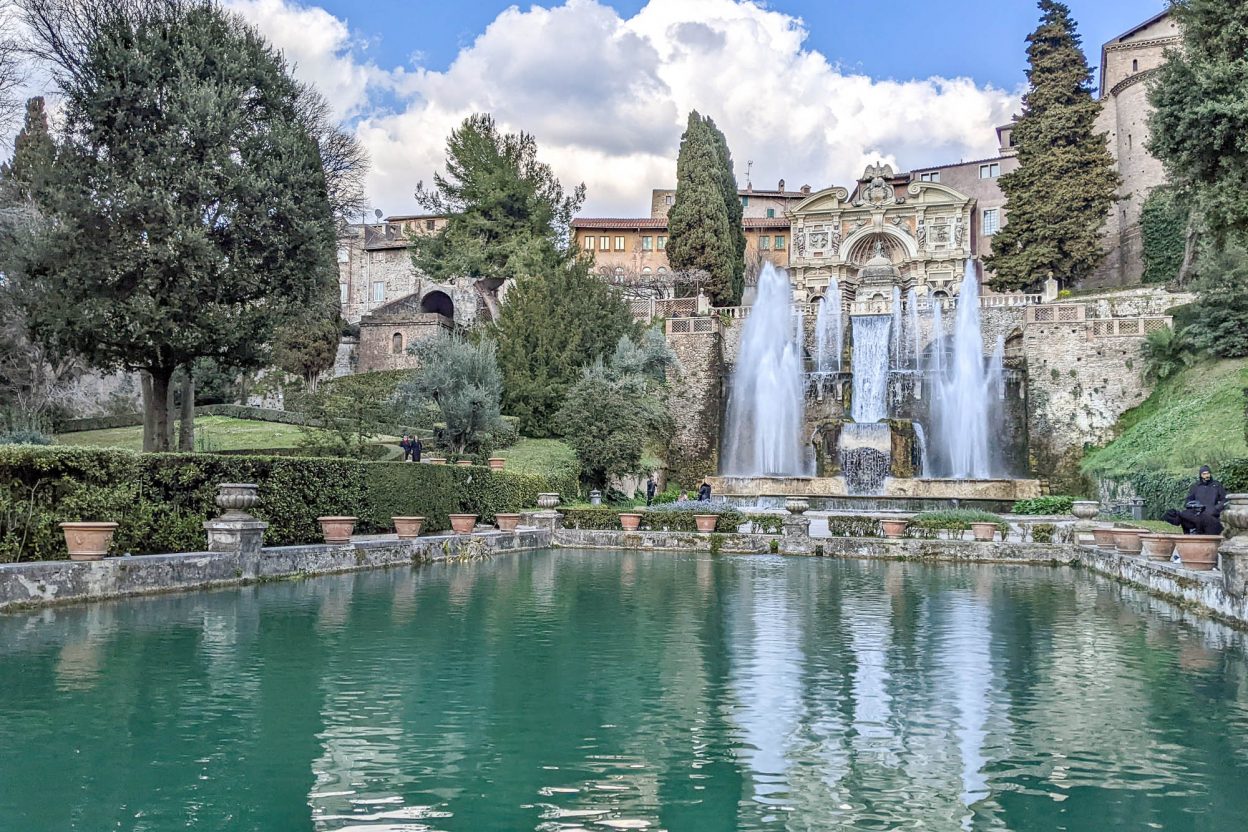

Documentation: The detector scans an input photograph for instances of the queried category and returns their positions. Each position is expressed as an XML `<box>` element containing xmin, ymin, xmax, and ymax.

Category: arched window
<box><xmin>657</xmin><ymin>267</ymin><xmax>667</xmax><ymax>274</ymax></box>
<box><xmin>614</xmin><ymin>266</ymin><xmax>625</xmax><ymax>283</ymax></box>
<box><xmin>1132</xmin><ymin>58</ymin><xmax>1138</xmax><ymax>73</ymax></box>
<box><xmin>392</xmin><ymin>332</ymin><xmax>403</xmax><ymax>354</ymax></box>
<box><xmin>641</xmin><ymin>267</ymin><xmax>652</xmax><ymax>275</ymax></box>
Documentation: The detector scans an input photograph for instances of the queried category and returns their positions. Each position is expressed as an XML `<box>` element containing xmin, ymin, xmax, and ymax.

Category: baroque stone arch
<box><xmin>420</xmin><ymin>290</ymin><xmax>454</xmax><ymax>318</ymax></box>
<box><xmin>842</xmin><ymin>226</ymin><xmax>917</xmax><ymax>263</ymax></box>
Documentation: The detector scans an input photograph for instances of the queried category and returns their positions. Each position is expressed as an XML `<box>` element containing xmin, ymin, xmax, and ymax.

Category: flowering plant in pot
<box><xmin>60</xmin><ymin>522</ymin><xmax>120</xmax><ymax>561</ymax></box>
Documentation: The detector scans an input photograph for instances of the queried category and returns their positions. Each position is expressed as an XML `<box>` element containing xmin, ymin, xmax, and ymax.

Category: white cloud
<box><xmin>102</xmin><ymin>0</ymin><xmax>1022</xmax><ymax>217</ymax></box>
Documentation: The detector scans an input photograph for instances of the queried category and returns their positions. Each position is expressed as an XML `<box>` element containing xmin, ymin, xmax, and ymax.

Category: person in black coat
<box><xmin>645</xmin><ymin>476</ymin><xmax>657</xmax><ymax>506</ymax></box>
<box><xmin>1166</xmin><ymin>465</ymin><xmax>1227</xmax><ymax>535</ymax></box>
<box><xmin>411</xmin><ymin>436</ymin><xmax>423</xmax><ymax>463</ymax></box>
<box><xmin>399</xmin><ymin>435</ymin><xmax>412</xmax><ymax>461</ymax></box>
<box><xmin>697</xmin><ymin>480</ymin><xmax>711</xmax><ymax>502</ymax></box>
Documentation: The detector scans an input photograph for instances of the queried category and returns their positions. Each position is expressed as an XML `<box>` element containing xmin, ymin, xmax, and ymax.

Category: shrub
<box><xmin>909</xmin><ymin>509</ymin><xmax>1008</xmax><ymax>537</ymax></box>
<box><xmin>560</xmin><ymin>501</ymin><xmax>746</xmax><ymax>533</ymax></box>
<box><xmin>743</xmin><ymin>513</ymin><xmax>784</xmax><ymax>534</ymax></box>
<box><xmin>825</xmin><ymin>515</ymin><xmax>882</xmax><ymax>537</ymax></box>
<box><xmin>1031</xmin><ymin>523</ymin><xmax>1056</xmax><ymax>543</ymax></box>
<box><xmin>0</xmin><ymin>431</ymin><xmax>53</xmax><ymax>446</ymax></box>
<box><xmin>1010</xmin><ymin>495</ymin><xmax>1075</xmax><ymax>515</ymax></box>
<box><xmin>0</xmin><ymin>446</ymin><xmax>569</xmax><ymax>562</ymax></box>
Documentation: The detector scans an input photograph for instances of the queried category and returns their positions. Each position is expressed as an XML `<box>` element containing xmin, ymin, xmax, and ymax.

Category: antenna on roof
<box><xmin>746</xmin><ymin>160</ymin><xmax>753</xmax><ymax>189</ymax></box>
<box><xmin>374</xmin><ymin>209</ymin><xmax>384</xmax><ymax>221</ymax></box>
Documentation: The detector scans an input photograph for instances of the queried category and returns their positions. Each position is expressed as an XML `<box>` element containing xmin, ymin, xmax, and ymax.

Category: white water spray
<box><xmin>890</xmin><ymin>286</ymin><xmax>903</xmax><ymax>369</ymax></box>
<box><xmin>932</xmin><ymin>262</ymin><xmax>997</xmax><ymax>478</ymax></box>
<box><xmin>722</xmin><ymin>263</ymin><xmax>807</xmax><ymax>475</ymax></box>
<box><xmin>907</xmin><ymin>288</ymin><xmax>921</xmax><ymax>369</ymax></box>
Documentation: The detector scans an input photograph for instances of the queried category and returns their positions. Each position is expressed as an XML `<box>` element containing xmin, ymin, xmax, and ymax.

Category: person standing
<box><xmin>399</xmin><ymin>435</ymin><xmax>412</xmax><ymax>461</ymax></box>
<box><xmin>645</xmin><ymin>476</ymin><xmax>657</xmax><ymax>506</ymax></box>
<box><xmin>412</xmin><ymin>436</ymin><xmax>423</xmax><ymax>463</ymax></box>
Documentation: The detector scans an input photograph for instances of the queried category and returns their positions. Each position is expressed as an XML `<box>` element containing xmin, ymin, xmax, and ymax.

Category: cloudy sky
<box><xmin>9</xmin><ymin>0</ymin><xmax>1167</xmax><ymax>217</ymax></box>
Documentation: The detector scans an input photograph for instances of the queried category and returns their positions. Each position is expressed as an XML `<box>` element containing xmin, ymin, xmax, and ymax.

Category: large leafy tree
<box><xmin>7</xmin><ymin>0</ymin><xmax>337</xmax><ymax>450</ymax></box>
<box><xmin>1183</xmin><ymin>246</ymin><xmax>1248</xmax><ymax>358</ymax></box>
<box><xmin>398</xmin><ymin>334</ymin><xmax>506</xmax><ymax>456</ymax></box>
<box><xmin>666</xmin><ymin>111</ymin><xmax>740</xmax><ymax>305</ymax></box>
<box><xmin>411</xmin><ymin>113</ymin><xmax>584</xmax><ymax>285</ymax></box>
<box><xmin>983</xmin><ymin>0</ymin><xmax>1119</xmax><ymax>291</ymax></box>
<box><xmin>496</xmin><ymin>258</ymin><xmax>636</xmax><ymax>436</ymax></box>
<box><xmin>1148</xmin><ymin>0</ymin><xmax>1248</xmax><ymax>254</ymax></box>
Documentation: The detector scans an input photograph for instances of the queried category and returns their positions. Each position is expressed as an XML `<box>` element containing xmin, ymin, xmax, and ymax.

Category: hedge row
<box><xmin>57</xmin><ymin>404</ymin><xmax>426</xmax><ymax>437</ymax></box>
<box><xmin>561</xmin><ymin>506</ymin><xmax>748</xmax><ymax>533</ymax></box>
<box><xmin>0</xmin><ymin>446</ymin><xmax>567</xmax><ymax>562</ymax></box>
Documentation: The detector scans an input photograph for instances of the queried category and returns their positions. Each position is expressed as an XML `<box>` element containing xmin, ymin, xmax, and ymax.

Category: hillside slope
<box><xmin>1081</xmin><ymin>358</ymin><xmax>1248</xmax><ymax>478</ymax></box>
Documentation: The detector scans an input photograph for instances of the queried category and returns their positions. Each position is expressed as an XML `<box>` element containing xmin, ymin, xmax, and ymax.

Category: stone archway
<box><xmin>420</xmin><ymin>290</ymin><xmax>454</xmax><ymax>319</ymax></box>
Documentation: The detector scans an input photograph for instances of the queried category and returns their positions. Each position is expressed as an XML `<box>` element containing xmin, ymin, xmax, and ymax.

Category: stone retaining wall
<box><xmin>0</xmin><ymin>529</ymin><xmax>551</xmax><ymax>613</ymax></box>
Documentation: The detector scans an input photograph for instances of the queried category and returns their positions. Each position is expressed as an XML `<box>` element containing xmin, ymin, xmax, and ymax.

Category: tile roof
<box><xmin>573</xmin><ymin>216</ymin><xmax>791</xmax><ymax>230</ymax></box>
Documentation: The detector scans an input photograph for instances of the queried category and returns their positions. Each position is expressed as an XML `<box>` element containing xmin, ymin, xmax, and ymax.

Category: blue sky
<box><xmin>311</xmin><ymin>0</ymin><xmax>1167</xmax><ymax>91</ymax></box>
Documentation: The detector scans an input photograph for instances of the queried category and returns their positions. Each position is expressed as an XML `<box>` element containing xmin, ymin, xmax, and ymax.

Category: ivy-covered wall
<box><xmin>1139</xmin><ymin>188</ymin><xmax>1188</xmax><ymax>285</ymax></box>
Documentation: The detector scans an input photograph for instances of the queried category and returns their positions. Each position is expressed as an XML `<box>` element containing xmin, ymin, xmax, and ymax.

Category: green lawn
<box><xmin>496</xmin><ymin>438</ymin><xmax>578</xmax><ymax>479</ymax></box>
<box><xmin>57</xmin><ymin>415</ymin><xmax>395</xmax><ymax>453</ymax></box>
<box><xmin>1082</xmin><ymin>357</ymin><xmax>1248</xmax><ymax>477</ymax></box>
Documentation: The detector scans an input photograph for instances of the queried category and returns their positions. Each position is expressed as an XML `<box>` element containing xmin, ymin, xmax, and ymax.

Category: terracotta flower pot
<box><xmin>449</xmin><ymin>514</ymin><xmax>478</xmax><ymax>535</ymax></box>
<box><xmin>694</xmin><ymin>514</ymin><xmax>718</xmax><ymax>533</ymax></box>
<box><xmin>60</xmin><ymin>522</ymin><xmax>119</xmax><ymax>561</ymax></box>
<box><xmin>1090</xmin><ymin>528</ymin><xmax>1117</xmax><ymax>548</ymax></box>
<box><xmin>1138</xmin><ymin>533</ymin><xmax>1175</xmax><ymax>561</ymax></box>
<box><xmin>455</xmin><ymin>460</ymin><xmax>473</xmax><ymax>467</ymax></box>
<box><xmin>1173</xmin><ymin>534</ymin><xmax>1222</xmax><ymax>571</ymax></box>
<box><xmin>1111</xmin><ymin>528</ymin><xmax>1146</xmax><ymax>554</ymax></box>
<box><xmin>487</xmin><ymin>458</ymin><xmax>506</xmax><ymax>471</ymax></box>
<box><xmin>428</xmin><ymin>457</ymin><xmax>447</xmax><ymax>465</ymax></box>
<box><xmin>393</xmin><ymin>516</ymin><xmax>425</xmax><ymax>539</ymax></box>
<box><xmin>970</xmin><ymin>522</ymin><xmax>998</xmax><ymax>542</ymax></box>
<box><xmin>619</xmin><ymin>512</ymin><xmax>643</xmax><ymax>531</ymax></box>
<box><xmin>494</xmin><ymin>513</ymin><xmax>521</xmax><ymax>532</ymax></box>
<box><xmin>880</xmin><ymin>519</ymin><xmax>908</xmax><ymax>539</ymax></box>
<box><xmin>318</xmin><ymin>516</ymin><xmax>357</xmax><ymax>544</ymax></box>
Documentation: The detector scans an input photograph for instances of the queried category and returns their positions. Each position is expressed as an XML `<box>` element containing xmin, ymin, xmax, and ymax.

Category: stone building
<box><xmin>356</xmin><ymin>294</ymin><xmax>455</xmax><ymax>373</ymax></box>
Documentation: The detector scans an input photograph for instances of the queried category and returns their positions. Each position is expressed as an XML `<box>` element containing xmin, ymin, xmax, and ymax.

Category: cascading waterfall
<box><xmin>721</xmin><ymin>263</ymin><xmax>807</xmax><ymax>475</ymax></box>
<box><xmin>913</xmin><ymin>421</ymin><xmax>929</xmax><ymax>476</ymax></box>
<box><xmin>814</xmin><ymin>297</ymin><xmax>830</xmax><ymax>374</ymax></box>
<box><xmin>831</xmin><ymin>280</ymin><xmax>844</xmax><ymax>371</ymax></box>
<box><xmin>907</xmin><ymin>288</ymin><xmax>921</xmax><ymax>369</ymax></box>
<box><xmin>890</xmin><ymin>286</ymin><xmax>903</xmax><ymax>369</ymax></box>
<box><xmin>842</xmin><ymin>315</ymin><xmax>894</xmax><ymax>494</ymax></box>
<box><xmin>932</xmin><ymin>262</ymin><xmax>997</xmax><ymax>479</ymax></box>
<box><xmin>813</xmin><ymin>280</ymin><xmax>844</xmax><ymax>374</ymax></box>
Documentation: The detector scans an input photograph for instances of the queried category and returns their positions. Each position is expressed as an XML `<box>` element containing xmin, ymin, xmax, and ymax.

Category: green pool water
<box><xmin>3</xmin><ymin>550</ymin><xmax>1248</xmax><ymax>831</ymax></box>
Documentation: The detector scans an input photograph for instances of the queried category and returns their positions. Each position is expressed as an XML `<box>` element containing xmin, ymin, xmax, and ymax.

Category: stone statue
<box><xmin>916</xmin><ymin>219</ymin><xmax>926</xmax><ymax>248</ymax></box>
<box><xmin>794</xmin><ymin>230</ymin><xmax>806</xmax><ymax>257</ymax></box>
<box><xmin>828</xmin><ymin>226</ymin><xmax>842</xmax><ymax>253</ymax></box>
<box><xmin>953</xmin><ymin>216</ymin><xmax>965</xmax><ymax>247</ymax></box>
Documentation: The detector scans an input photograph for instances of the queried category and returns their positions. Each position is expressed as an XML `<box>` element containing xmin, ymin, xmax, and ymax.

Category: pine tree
<box><xmin>1148</xmin><ymin>0</ymin><xmax>1248</xmax><ymax>249</ymax></box>
<box><xmin>0</xmin><ymin>97</ymin><xmax>55</xmax><ymax>203</ymax></box>
<box><xmin>983</xmin><ymin>0</ymin><xmax>1120</xmax><ymax>291</ymax></box>
<box><xmin>495</xmin><ymin>258</ymin><xmax>636</xmax><ymax>437</ymax></box>
<box><xmin>666</xmin><ymin>111</ymin><xmax>738</xmax><ymax>305</ymax></box>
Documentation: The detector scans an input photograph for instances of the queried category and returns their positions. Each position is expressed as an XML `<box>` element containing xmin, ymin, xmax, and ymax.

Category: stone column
<box><xmin>1218</xmin><ymin>493</ymin><xmax>1248</xmax><ymax>598</ymax></box>
<box><xmin>204</xmin><ymin>483</ymin><xmax>269</xmax><ymax>562</ymax></box>
<box><xmin>781</xmin><ymin>498</ymin><xmax>813</xmax><ymax>555</ymax></box>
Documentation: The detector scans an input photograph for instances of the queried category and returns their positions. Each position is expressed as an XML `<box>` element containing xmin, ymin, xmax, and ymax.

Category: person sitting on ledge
<box><xmin>697</xmin><ymin>480</ymin><xmax>712</xmax><ymax>502</ymax></box>
<box><xmin>1163</xmin><ymin>465</ymin><xmax>1227</xmax><ymax>535</ymax></box>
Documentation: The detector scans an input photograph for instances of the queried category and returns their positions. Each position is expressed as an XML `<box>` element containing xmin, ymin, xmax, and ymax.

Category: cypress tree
<box><xmin>0</xmin><ymin>97</ymin><xmax>55</xmax><ymax>203</ymax></box>
<box><xmin>666</xmin><ymin>111</ymin><xmax>737</xmax><ymax>305</ymax></box>
<box><xmin>983</xmin><ymin>0</ymin><xmax>1119</xmax><ymax>291</ymax></box>
<box><xmin>1148</xmin><ymin>0</ymin><xmax>1248</xmax><ymax>249</ymax></box>
<box><xmin>706</xmin><ymin>116</ymin><xmax>746</xmax><ymax>303</ymax></box>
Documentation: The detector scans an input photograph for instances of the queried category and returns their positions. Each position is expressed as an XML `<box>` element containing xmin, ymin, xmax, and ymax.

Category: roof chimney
<box><xmin>778</xmin><ymin>178</ymin><xmax>785</xmax><ymax>191</ymax></box>
<box><xmin>800</xmin><ymin>184</ymin><xmax>811</xmax><ymax>195</ymax></box>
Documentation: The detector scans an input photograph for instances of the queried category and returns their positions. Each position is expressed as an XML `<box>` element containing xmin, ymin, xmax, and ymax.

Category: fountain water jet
<box><xmin>722</xmin><ymin>263</ymin><xmax>807</xmax><ymax>475</ymax></box>
<box><xmin>932</xmin><ymin>262</ymin><xmax>997</xmax><ymax>478</ymax></box>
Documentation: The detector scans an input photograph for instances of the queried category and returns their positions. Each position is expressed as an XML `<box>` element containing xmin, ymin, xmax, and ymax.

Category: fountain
<box><xmin>813</xmin><ymin>280</ymin><xmax>843</xmax><ymax>374</ymax></box>
<box><xmin>721</xmin><ymin>263</ymin><xmax>808</xmax><ymax>476</ymax></box>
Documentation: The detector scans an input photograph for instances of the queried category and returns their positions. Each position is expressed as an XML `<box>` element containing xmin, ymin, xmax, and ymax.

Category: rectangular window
<box><xmin>759</xmin><ymin>235</ymin><xmax>770</xmax><ymax>250</ymax></box>
<box><xmin>584</xmin><ymin>235</ymin><xmax>595</xmax><ymax>250</ymax></box>
<box><xmin>741</xmin><ymin>195</ymin><xmax>749</xmax><ymax>207</ymax></box>
<box><xmin>339</xmin><ymin>284</ymin><xmax>348</xmax><ymax>304</ymax></box>
<box><xmin>983</xmin><ymin>208</ymin><xmax>1000</xmax><ymax>235</ymax></box>
<box><xmin>766</xmin><ymin>208</ymin><xmax>775</xmax><ymax>218</ymax></box>
<box><xmin>425</xmin><ymin>219</ymin><xmax>435</xmax><ymax>231</ymax></box>
<box><xmin>600</xmin><ymin>236</ymin><xmax>610</xmax><ymax>251</ymax></box>
<box><xmin>665</xmin><ymin>194</ymin><xmax>673</xmax><ymax>205</ymax></box>
<box><xmin>371</xmin><ymin>281</ymin><xmax>385</xmax><ymax>302</ymax></box>
<box><xmin>615</xmin><ymin>236</ymin><xmax>625</xmax><ymax>251</ymax></box>
<box><xmin>657</xmin><ymin>236</ymin><xmax>667</xmax><ymax>250</ymax></box>
<box><xmin>336</xmin><ymin>246</ymin><xmax>349</xmax><ymax>263</ymax></box>
<box><xmin>774</xmin><ymin>235</ymin><xmax>785</xmax><ymax>250</ymax></box>
<box><xmin>642</xmin><ymin>236</ymin><xmax>653</xmax><ymax>251</ymax></box>
<box><xmin>919</xmin><ymin>171</ymin><xmax>940</xmax><ymax>183</ymax></box>
<box><xmin>979</xmin><ymin>162</ymin><xmax>1000</xmax><ymax>179</ymax></box>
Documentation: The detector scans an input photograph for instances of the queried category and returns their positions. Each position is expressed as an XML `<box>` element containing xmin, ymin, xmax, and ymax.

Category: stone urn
<box><xmin>1139</xmin><ymin>533</ymin><xmax>1176</xmax><ymax>561</ymax></box>
<box><xmin>487</xmin><ymin>457</ymin><xmax>506</xmax><ymax>471</ymax></box>
<box><xmin>1071</xmin><ymin>500</ymin><xmax>1100</xmax><ymax>521</ymax></box>
<box><xmin>455</xmin><ymin>460</ymin><xmax>473</xmax><ymax>467</ymax></box>
<box><xmin>1174</xmin><ymin>534</ymin><xmax>1221</xmax><ymax>571</ymax></box>
<box><xmin>693</xmin><ymin>514</ymin><xmax>718</xmax><ymax>533</ymax></box>
<box><xmin>970</xmin><ymin>522</ymin><xmax>998</xmax><ymax>542</ymax></box>
<box><xmin>619</xmin><ymin>512</ymin><xmax>643</xmax><ymax>531</ymax></box>
<box><xmin>537</xmin><ymin>493</ymin><xmax>561</xmax><ymax>510</ymax></box>
<box><xmin>428</xmin><ymin>457</ymin><xmax>447</xmax><ymax>465</ymax></box>
<box><xmin>216</xmin><ymin>483</ymin><xmax>260</xmax><ymax>515</ymax></box>
<box><xmin>317</xmin><ymin>516</ymin><xmax>357</xmax><ymax>544</ymax></box>
<box><xmin>494</xmin><ymin>513</ymin><xmax>521</xmax><ymax>532</ymax></box>
<box><xmin>1110</xmin><ymin>528</ymin><xmax>1145</xmax><ymax>554</ymax></box>
<box><xmin>1219</xmin><ymin>493</ymin><xmax>1248</xmax><ymax>597</ymax></box>
<box><xmin>1091</xmin><ymin>528</ymin><xmax>1117</xmax><ymax>548</ymax></box>
<box><xmin>392</xmin><ymin>516</ymin><xmax>425</xmax><ymax>539</ymax></box>
<box><xmin>449</xmin><ymin>514</ymin><xmax>478</xmax><ymax>535</ymax></box>
<box><xmin>785</xmin><ymin>498</ymin><xmax>809</xmax><ymax>515</ymax></box>
<box><xmin>880</xmin><ymin>519</ymin><xmax>908</xmax><ymax>539</ymax></box>
<box><xmin>59</xmin><ymin>522</ymin><xmax>119</xmax><ymax>561</ymax></box>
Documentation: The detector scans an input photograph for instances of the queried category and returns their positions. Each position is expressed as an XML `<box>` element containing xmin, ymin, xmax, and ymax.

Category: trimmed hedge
<box><xmin>1010</xmin><ymin>495</ymin><xmax>1075</xmax><ymax>515</ymax></box>
<box><xmin>58</xmin><ymin>404</ymin><xmax>426</xmax><ymax>437</ymax></box>
<box><xmin>0</xmin><ymin>446</ymin><xmax>568</xmax><ymax>562</ymax></box>
<box><xmin>561</xmin><ymin>505</ymin><xmax>746</xmax><ymax>533</ymax></box>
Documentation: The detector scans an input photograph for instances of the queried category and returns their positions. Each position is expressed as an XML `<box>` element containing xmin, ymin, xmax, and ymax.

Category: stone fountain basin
<box><xmin>708</xmin><ymin>475</ymin><xmax>1042</xmax><ymax>502</ymax></box>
